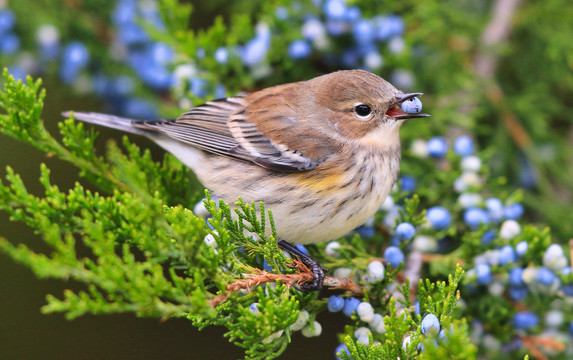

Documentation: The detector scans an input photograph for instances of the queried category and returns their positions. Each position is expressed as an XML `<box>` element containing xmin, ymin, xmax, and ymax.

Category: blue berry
<box><xmin>396</xmin><ymin>222</ymin><xmax>416</xmax><ymax>241</ymax></box>
<box><xmin>508</xmin><ymin>285</ymin><xmax>528</xmax><ymax>301</ymax></box>
<box><xmin>399</xmin><ymin>175</ymin><xmax>416</xmax><ymax>192</ymax></box>
<box><xmin>504</xmin><ymin>203</ymin><xmax>524</xmax><ymax>220</ymax></box>
<box><xmin>343</xmin><ymin>297</ymin><xmax>360</xmax><ymax>317</ymax></box>
<box><xmin>0</xmin><ymin>10</ymin><xmax>16</xmax><ymax>33</ymax></box>
<box><xmin>60</xmin><ymin>41</ymin><xmax>90</xmax><ymax>83</ymax></box>
<box><xmin>262</xmin><ymin>259</ymin><xmax>273</xmax><ymax>272</ymax></box>
<box><xmin>427</xmin><ymin>137</ymin><xmax>448</xmax><ymax>158</ymax></box>
<box><xmin>240</xmin><ymin>26</ymin><xmax>270</xmax><ymax>66</ymax></box>
<box><xmin>400</xmin><ymin>97</ymin><xmax>423</xmax><ymax>114</ymax></box>
<box><xmin>475</xmin><ymin>263</ymin><xmax>492</xmax><ymax>285</ymax></box>
<box><xmin>353</xmin><ymin>20</ymin><xmax>374</xmax><ymax>44</ymax></box>
<box><xmin>508</xmin><ymin>267</ymin><xmax>524</xmax><ymax>286</ymax></box>
<box><xmin>150</xmin><ymin>42</ymin><xmax>174</xmax><ymax>65</ymax></box>
<box><xmin>122</xmin><ymin>98</ymin><xmax>158</xmax><ymax>120</ymax></box>
<box><xmin>118</xmin><ymin>22</ymin><xmax>149</xmax><ymax>45</ymax></box>
<box><xmin>355</xmin><ymin>225</ymin><xmax>375</xmax><ymax>238</ymax></box>
<box><xmin>414</xmin><ymin>301</ymin><xmax>420</xmax><ymax>315</ymax></box>
<box><xmin>8</xmin><ymin>66</ymin><xmax>26</xmax><ymax>81</ymax></box>
<box><xmin>384</xmin><ymin>246</ymin><xmax>405</xmax><ymax>268</ymax></box>
<box><xmin>569</xmin><ymin>321</ymin><xmax>573</xmax><ymax>336</ymax></box>
<box><xmin>345</xmin><ymin>6</ymin><xmax>361</xmax><ymax>22</ymax></box>
<box><xmin>0</xmin><ymin>33</ymin><xmax>20</xmax><ymax>54</ymax></box>
<box><xmin>481</xmin><ymin>230</ymin><xmax>496</xmax><ymax>245</ymax></box>
<box><xmin>295</xmin><ymin>244</ymin><xmax>309</xmax><ymax>255</ymax></box>
<box><xmin>288</xmin><ymin>40</ymin><xmax>312</xmax><ymax>59</ymax></box>
<box><xmin>426</xmin><ymin>206</ymin><xmax>451</xmax><ymax>230</ymax></box>
<box><xmin>191</xmin><ymin>78</ymin><xmax>207</xmax><ymax>97</ymax></box>
<box><xmin>561</xmin><ymin>283</ymin><xmax>573</xmax><ymax>297</ymax></box>
<box><xmin>537</xmin><ymin>267</ymin><xmax>556</xmax><ymax>285</ymax></box>
<box><xmin>327</xmin><ymin>295</ymin><xmax>345</xmax><ymax>312</ymax></box>
<box><xmin>113</xmin><ymin>0</ymin><xmax>136</xmax><ymax>25</ymax></box>
<box><xmin>513</xmin><ymin>312</ymin><xmax>538</xmax><ymax>330</ymax></box>
<box><xmin>335</xmin><ymin>343</ymin><xmax>352</xmax><ymax>360</ymax></box>
<box><xmin>499</xmin><ymin>245</ymin><xmax>516</xmax><ymax>265</ymax></box>
<box><xmin>375</xmin><ymin>15</ymin><xmax>404</xmax><ymax>40</ymax></box>
<box><xmin>463</xmin><ymin>207</ymin><xmax>490</xmax><ymax>229</ymax></box>
<box><xmin>421</xmin><ymin>314</ymin><xmax>440</xmax><ymax>335</ymax></box>
<box><xmin>215</xmin><ymin>84</ymin><xmax>226</xmax><ymax>99</ymax></box>
<box><xmin>453</xmin><ymin>136</ymin><xmax>474</xmax><ymax>156</ymax></box>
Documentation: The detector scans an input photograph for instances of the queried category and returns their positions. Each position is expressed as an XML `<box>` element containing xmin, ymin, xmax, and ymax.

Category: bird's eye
<box><xmin>354</xmin><ymin>104</ymin><xmax>372</xmax><ymax>118</ymax></box>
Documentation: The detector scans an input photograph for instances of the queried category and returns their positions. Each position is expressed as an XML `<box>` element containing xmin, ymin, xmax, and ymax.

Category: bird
<box><xmin>64</xmin><ymin>69</ymin><xmax>429</xmax><ymax>290</ymax></box>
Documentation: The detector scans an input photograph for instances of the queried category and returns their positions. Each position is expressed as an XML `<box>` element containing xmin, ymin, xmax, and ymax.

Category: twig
<box><xmin>209</xmin><ymin>259</ymin><xmax>364</xmax><ymax>307</ymax></box>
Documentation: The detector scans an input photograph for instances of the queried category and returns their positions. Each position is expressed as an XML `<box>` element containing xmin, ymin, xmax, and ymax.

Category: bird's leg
<box><xmin>278</xmin><ymin>240</ymin><xmax>327</xmax><ymax>291</ymax></box>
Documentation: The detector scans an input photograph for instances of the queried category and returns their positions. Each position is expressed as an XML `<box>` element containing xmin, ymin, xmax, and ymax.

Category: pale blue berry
<box><xmin>327</xmin><ymin>295</ymin><xmax>345</xmax><ymax>312</ymax></box>
<box><xmin>485</xmin><ymin>197</ymin><xmax>504</xmax><ymax>222</ymax></box>
<box><xmin>426</xmin><ymin>206</ymin><xmax>451</xmax><ymax>230</ymax></box>
<box><xmin>357</xmin><ymin>302</ymin><xmax>374</xmax><ymax>322</ymax></box>
<box><xmin>214</xmin><ymin>47</ymin><xmax>228</xmax><ymax>63</ymax></box>
<box><xmin>400</xmin><ymin>97</ymin><xmax>422</xmax><ymax>113</ymax></box>
<box><xmin>249</xmin><ymin>302</ymin><xmax>260</xmax><ymax>315</ymax></box>
<box><xmin>366</xmin><ymin>260</ymin><xmax>385</xmax><ymax>282</ymax></box>
<box><xmin>421</xmin><ymin>314</ymin><xmax>440</xmax><ymax>335</ymax></box>
<box><xmin>499</xmin><ymin>245</ymin><xmax>516</xmax><ymax>265</ymax></box>
<box><xmin>516</xmin><ymin>241</ymin><xmax>528</xmax><ymax>257</ymax></box>
<box><xmin>464</xmin><ymin>207</ymin><xmax>490</xmax><ymax>229</ymax></box>
<box><xmin>453</xmin><ymin>136</ymin><xmax>474</xmax><ymax>156</ymax></box>
<box><xmin>324</xmin><ymin>0</ymin><xmax>346</xmax><ymax>20</ymax></box>
<box><xmin>427</xmin><ymin>137</ymin><xmax>447</xmax><ymax>158</ymax></box>
<box><xmin>396</xmin><ymin>222</ymin><xmax>416</xmax><ymax>241</ymax></box>
<box><xmin>384</xmin><ymin>246</ymin><xmax>405</xmax><ymax>268</ymax></box>
<box><xmin>475</xmin><ymin>263</ymin><xmax>492</xmax><ymax>285</ymax></box>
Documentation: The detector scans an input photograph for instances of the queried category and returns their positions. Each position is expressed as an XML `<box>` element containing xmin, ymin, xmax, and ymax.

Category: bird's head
<box><xmin>304</xmin><ymin>70</ymin><xmax>429</xmax><ymax>148</ymax></box>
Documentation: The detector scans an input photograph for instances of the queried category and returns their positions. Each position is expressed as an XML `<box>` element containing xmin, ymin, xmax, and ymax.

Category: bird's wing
<box><xmin>135</xmin><ymin>88</ymin><xmax>336</xmax><ymax>172</ymax></box>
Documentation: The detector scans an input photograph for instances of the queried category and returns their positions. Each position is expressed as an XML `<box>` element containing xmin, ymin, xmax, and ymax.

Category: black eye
<box><xmin>354</xmin><ymin>104</ymin><xmax>372</xmax><ymax>117</ymax></box>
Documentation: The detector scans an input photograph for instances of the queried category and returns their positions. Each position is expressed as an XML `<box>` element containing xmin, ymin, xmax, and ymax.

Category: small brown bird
<box><xmin>66</xmin><ymin>69</ymin><xmax>428</xmax><ymax>290</ymax></box>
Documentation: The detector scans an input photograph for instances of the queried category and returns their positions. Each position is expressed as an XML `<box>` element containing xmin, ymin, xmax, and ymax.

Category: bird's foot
<box><xmin>278</xmin><ymin>240</ymin><xmax>328</xmax><ymax>292</ymax></box>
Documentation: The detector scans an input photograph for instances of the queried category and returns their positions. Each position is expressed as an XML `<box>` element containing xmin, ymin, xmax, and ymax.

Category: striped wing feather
<box><xmin>133</xmin><ymin>95</ymin><xmax>327</xmax><ymax>171</ymax></box>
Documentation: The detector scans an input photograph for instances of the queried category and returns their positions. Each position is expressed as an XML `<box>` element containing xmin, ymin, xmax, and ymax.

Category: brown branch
<box><xmin>209</xmin><ymin>259</ymin><xmax>364</xmax><ymax>307</ymax></box>
<box><xmin>475</xmin><ymin>0</ymin><xmax>523</xmax><ymax>78</ymax></box>
<box><xmin>473</xmin><ymin>0</ymin><xmax>532</xmax><ymax>149</ymax></box>
<box><xmin>520</xmin><ymin>335</ymin><xmax>566</xmax><ymax>360</ymax></box>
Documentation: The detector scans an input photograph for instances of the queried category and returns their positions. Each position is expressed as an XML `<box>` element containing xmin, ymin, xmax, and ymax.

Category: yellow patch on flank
<box><xmin>291</xmin><ymin>169</ymin><xmax>344</xmax><ymax>194</ymax></box>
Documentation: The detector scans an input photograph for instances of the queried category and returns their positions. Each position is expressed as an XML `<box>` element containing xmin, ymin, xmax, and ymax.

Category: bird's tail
<box><xmin>62</xmin><ymin>111</ymin><xmax>155</xmax><ymax>137</ymax></box>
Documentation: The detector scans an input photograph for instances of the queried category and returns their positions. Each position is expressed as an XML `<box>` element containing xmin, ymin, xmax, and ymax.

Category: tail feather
<box><xmin>63</xmin><ymin>111</ymin><xmax>155</xmax><ymax>137</ymax></box>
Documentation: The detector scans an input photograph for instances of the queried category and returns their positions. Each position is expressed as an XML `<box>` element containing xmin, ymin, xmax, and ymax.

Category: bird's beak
<box><xmin>385</xmin><ymin>92</ymin><xmax>430</xmax><ymax>120</ymax></box>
